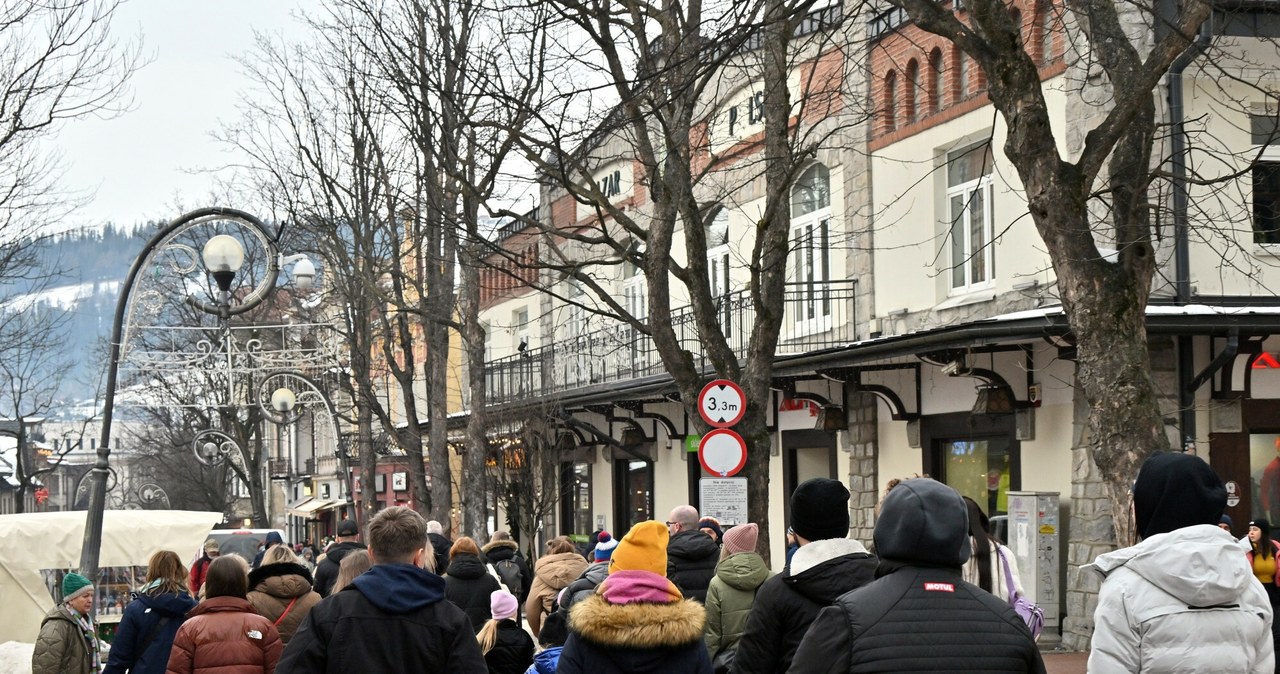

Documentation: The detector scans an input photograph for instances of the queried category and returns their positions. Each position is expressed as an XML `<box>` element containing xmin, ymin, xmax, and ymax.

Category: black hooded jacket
<box><xmin>787</xmin><ymin>479</ymin><xmax>1046</xmax><ymax>674</ymax></box>
<box><xmin>444</xmin><ymin>552</ymin><xmax>502</xmax><ymax>632</ymax></box>
<box><xmin>276</xmin><ymin>562</ymin><xmax>486</xmax><ymax>674</ymax></box>
<box><xmin>729</xmin><ymin>538</ymin><xmax>877</xmax><ymax>674</ymax></box>
<box><xmin>314</xmin><ymin>541</ymin><xmax>367</xmax><ymax>597</ymax></box>
<box><xmin>666</xmin><ymin>530</ymin><xmax>720</xmax><ymax>602</ymax></box>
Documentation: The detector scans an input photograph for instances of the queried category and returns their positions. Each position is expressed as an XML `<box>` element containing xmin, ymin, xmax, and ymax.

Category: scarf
<box><xmin>599</xmin><ymin>570</ymin><xmax>682</xmax><ymax>605</ymax></box>
<box><xmin>65</xmin><ymin>605</ymin><xmax>101</xmax><ymax>673</ymax></box>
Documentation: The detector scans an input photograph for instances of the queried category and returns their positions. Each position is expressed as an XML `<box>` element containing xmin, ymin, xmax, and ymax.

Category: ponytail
<box><xmin>477</xmin><ymin>618</ymin><xmax>500</xmax><ymax>655</ymax></box>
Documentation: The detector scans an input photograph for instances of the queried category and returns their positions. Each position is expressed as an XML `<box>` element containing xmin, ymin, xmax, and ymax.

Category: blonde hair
<box><xmin>261</xmin><ymin>545</ymin><xmax>299</xmax><ymax>566</ymax></box>
<box><xmin>330</xmin><ymin>549</ymin><xmax>372</xmax><ymax>594</ymax></box>
<box><xmin>477</xmin><ymin>618</ymin><xmax>500</xmax><ymax>655</ymax></box>
<box><xmin>545</xmin><ymin>537</ymin><xmax>575</xmax><ymax>555</ymax></box>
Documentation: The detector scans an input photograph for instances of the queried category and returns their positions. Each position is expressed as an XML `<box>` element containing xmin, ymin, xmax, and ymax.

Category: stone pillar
<box><xmin>1062</xmin><ymin>377</ymin><xmax>1113</xmax><ymax>651</ymax></box>
<box><xmin>846</xmin><ymin>391</ymin><xmax>879</xmax><ymax>545</ymax></box>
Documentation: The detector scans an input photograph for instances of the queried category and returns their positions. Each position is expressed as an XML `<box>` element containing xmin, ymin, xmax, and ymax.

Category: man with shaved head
<box><xmin>665</xmin><ymin>505</ymin><xmax>719</xmax><ymax>602</ymax></box>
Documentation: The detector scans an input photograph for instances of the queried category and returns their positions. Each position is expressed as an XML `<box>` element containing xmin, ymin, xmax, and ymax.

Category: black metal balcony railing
<box><xmin>485</xmin><ymin>279</ymin><xmax>856</xmax><ymax>405</ymax></box>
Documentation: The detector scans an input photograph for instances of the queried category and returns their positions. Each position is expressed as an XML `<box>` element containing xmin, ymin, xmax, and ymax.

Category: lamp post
<box><xmin>79</xmin><ymin>207</ymin><xmax>314</xmax><ymax>583</ymax></box>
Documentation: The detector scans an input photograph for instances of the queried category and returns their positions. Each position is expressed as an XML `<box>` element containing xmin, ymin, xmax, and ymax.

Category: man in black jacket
<box><xmin>313</xmin><ymin>519</ymin><xmax>366</xmax><ymax>597</ymax></box>
<box><xmin>481</xmin><ymin>531</ymin><xmax>532</xmax><ymax>603</ymax></box>
<box><xmin>788</xmin><ymin>478</ymin><xmax>1045</xmax><ymax>673</ymax></box>
<box><xmin>277</xmin><ymin>506</ymin><xmax>486</xmax><ymax>673</ymax></box>
<box><xmin>731</xmin><ymin>478</ymin><xmax>876</xmax><ymax>674</ymax></box>
<box><xmin>665</xmin><ymin>505</ymin><xmax>720</xmax><ymax>602</ymax></box>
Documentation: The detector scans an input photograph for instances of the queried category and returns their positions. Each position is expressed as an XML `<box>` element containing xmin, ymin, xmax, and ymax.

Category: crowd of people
<box><xmin>30</xmin><ymin>452</ymin><xmax>1279</xmax><ymax>673</ymax></box>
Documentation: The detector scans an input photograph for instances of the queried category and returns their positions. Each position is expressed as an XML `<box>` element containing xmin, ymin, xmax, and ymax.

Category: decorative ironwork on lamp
<box><xmin>972</xmin><ymin>383</ymin><xmax>1017</xmax><ymax>415</ymax></box>
<box><xmin>817</xmin><ymin>404</ymin><xmax>847</xmax><ymax>431</ymax></box>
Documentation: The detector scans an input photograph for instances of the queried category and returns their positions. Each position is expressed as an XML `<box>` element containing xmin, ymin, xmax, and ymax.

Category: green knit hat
<box><xmin>62</xmin><ymin>572</ymin><xmax>93</xmax><ymax>601</ymax></box>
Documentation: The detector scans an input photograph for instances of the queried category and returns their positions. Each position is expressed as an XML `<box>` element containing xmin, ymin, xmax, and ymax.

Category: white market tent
<box><xmin>0</xmin><ymin>510</ymin><xmax>221</xmax><ymax>643</ymax></box>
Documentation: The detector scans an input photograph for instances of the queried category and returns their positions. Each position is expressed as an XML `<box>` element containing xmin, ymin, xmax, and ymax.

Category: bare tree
<box><xmin>484</xmin><ymin>0</ymin><xmax>862</xmax><ymax>559</ymax></box>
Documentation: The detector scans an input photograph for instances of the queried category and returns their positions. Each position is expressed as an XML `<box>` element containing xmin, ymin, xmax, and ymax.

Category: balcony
<box><xmin>485</xmin><ymin>279</ymin><xmax>856</xmax><ymax>406</ymax></box>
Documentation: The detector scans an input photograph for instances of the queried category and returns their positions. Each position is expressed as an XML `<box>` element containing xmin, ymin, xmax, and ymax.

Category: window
<box><xmin>560</xmin><ymin>460</ymin><xmax>593</xmax><ymax>539</ymax></box>
<box><xmin>706</xmin><ymin>207</ymin><xmax>733</xmax><ymax>340</ymax></box>
<box><xmin>1041</xmin><ymin>6</ymin><xmax>1056</xmax><ymax>63</ymax></box>
<box><xmin>790</xmin><ymin>164</ymin><xmax>832</xmax><ymax>333</ymax></box>
<box><xmin>947</xmin><ymin>142</ymin><xmax>995</xmax><ymax>291</ymax></box>
<box><xmin>929</xmin><ymin>48</ymin><xmax>944</xmax><ymax>114</ymax></box>
<box><xmin>513</xmin><ymin>308</ymin><xmax>530</xmax><ymax>352</ymax></box>
<box><xmin>905</xmin><ymin>60</ymin><xmax>919</xmax><ymax>124</ymax></box>
<box><xmin>1252</xmin><ymin>114</ymin><xmax>1280</xmax><ymax>245</ymax></box>
<box><xmin>481</xmin><ymin>321</ymin><xmax>492</xmax><ymax>363</ymax></box>
<box><xmin>883</xmin><ymin>71</ymin><xmax>897</xmax><ymax>133</ymax></box>
<box><xmin>565</xmin><ymin>282</ymin><xmax>590</xmax><ymax>385</ymax></box>
<box><xmin>955</xmin><ymin>48</ymin><xmax>969</xmax><ymax>99</ymax></box>
<box><xmin>614</xmin><ymin>459</ymin><xmax>654</xmax><ymax>532</ymax></box>
<box><xmin>622</xmin><ymin>246</ymin><xmax>649</xmax><ymax>373</ymax></box>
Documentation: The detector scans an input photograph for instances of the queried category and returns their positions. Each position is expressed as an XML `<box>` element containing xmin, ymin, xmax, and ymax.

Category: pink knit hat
<box><xmin>723</xmin><ymin>523</ymin><xmax>759</xmax><ymax>555</ymax></box>
<box><xmin>491</xmin><ymin>590</ymin><xmax>518</xmax><ymax>621</ymax></box>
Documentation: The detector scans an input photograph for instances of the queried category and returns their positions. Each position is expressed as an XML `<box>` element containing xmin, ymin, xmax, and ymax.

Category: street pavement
<box><xmin>1042</xmin><ymin>649</ymin><xmax>1088</xmax><ymax>674</ymax></box>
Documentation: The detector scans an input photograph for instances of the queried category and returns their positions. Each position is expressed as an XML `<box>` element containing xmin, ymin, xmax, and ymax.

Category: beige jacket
<box><xmin>524</xmin><ymin>551</ymin><xmax>588</xmax><ymax>637</ymax></box>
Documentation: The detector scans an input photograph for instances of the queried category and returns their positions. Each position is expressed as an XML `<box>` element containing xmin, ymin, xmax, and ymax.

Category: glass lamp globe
<box><xmin>201</xmin><ymin>235</ymin><xmax>246</xmax><ymax>273</ymax></box>
<box><xmin>271</xmin><ymin>387</ymin><xmax>297</xmax><ymax>413</ymax></box>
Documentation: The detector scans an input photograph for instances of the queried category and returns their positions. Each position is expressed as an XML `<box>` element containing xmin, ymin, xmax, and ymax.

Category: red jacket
<box><xmin>166</xmin><ymin>597</ymin><xmax>282</xmax><ymax>674</ymax></box>
<box><xmin>188</xmin><ymin>557</ymin><xmax>212</xmax><ymax>596</ymax></box>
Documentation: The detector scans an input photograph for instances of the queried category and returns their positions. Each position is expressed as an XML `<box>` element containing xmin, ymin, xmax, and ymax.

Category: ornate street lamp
<box><xmin>80</xmin><ymin>207</ymin><xmax>314</xmax><ymax>583</ymax></box>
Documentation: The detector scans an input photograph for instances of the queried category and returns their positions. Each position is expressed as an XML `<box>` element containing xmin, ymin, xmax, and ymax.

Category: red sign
<box><xmin>34</xmin><ymin>487</ymin><xmax>49</xmax><ymax>504</ymax></box>
<box><xmin>698</xmin><ymin>379</ymin><xmax>746</xmax><ymax>428</ymax></box>
<box><xmin>1255</xmin><ymin>353</ymin><xmax>1280</xmax><ymax>369</ymax></box>
<box><xmin>698</xmin><ymin>429</ymin><xmax>748</xmax><ymax>477</ymax></box>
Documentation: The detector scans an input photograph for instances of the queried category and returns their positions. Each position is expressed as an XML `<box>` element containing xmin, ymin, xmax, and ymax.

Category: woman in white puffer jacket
<box><xmin>961</xmin><ymin>496</ymin><xmax>1024</xmax><ymax>603</ymax></box>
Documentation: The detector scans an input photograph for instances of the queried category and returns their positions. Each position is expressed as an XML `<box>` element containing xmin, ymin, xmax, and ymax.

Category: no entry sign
<box><xmin>698</xmin><ymin>379</ymin><xmax>746</xmax><ymax>428</ymax></box>
<box><xmin>698</xmin><ymin>429</ymin><xmax>748</xmax><ymax>477</ymax></box>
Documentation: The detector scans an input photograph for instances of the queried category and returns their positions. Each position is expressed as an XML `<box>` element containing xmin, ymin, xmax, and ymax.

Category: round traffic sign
<box><xmin>698</xmin><ymin>379</ymin><xmax>746</xmax><ymax>428</ymax></box>
<box><xmin>698</xmin><ymin>429</ymin><xmax>748</xmax><ymax>477</ymax></box>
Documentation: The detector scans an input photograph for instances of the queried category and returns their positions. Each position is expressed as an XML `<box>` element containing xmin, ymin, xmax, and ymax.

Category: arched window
<box><xmin>929</xmin><ymin>48</ymin><xmax>944</xmax><ymax>114</ymax></box>
<box><xmin>1041</xmin><ymin>5</ymin><xmax>1056</xmax><ymax>63</ymax></box>
<box><xmin>905</xmin><ymin>59</ymin><xmax>920</xmax><ymax>124</ymax></box>
<box><xmin>789</xmin><ymin>164</ymin><xmax>832</xmax><ymax>334</ymax></box>
<box><xmin>883</xmin><ymin>71</ymin><xmax>897</xmax><ymax>133</ymax></box>
<box><xmin>1010</xmin><ymin>8</ymin><xmax>1023</xmax><ymax>50</ymax></box>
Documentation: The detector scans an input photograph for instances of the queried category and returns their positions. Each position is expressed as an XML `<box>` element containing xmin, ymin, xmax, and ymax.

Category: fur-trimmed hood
<box><xmin>248</xmin><ymin>562</ymin><xmax>315</xmax><ymax>599</ymax></box>
<box><xmin>568</xmin><ymin>592</ymin><xmax>706</xmax><ymax>649</ymax></box>
<box><xmin>481</xmin><ymin>539</ymin><xmax>519</xmax><ymax>555</ymax></box>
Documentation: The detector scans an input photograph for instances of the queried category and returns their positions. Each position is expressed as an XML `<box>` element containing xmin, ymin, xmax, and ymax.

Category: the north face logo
<box><xmin>923</xmin><ymin>582</ymin><xmax>955</xmax><ymax>592</ymax></box>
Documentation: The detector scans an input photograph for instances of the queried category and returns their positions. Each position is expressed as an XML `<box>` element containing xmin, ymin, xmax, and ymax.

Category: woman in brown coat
<box><xmin>525</xmin><ymin>537</ymin><xmax>589</xmax><ymax>637</ymax></box>
<box><xmin>167</xmin><ymin>555</ymin><xmax>282</xmax><ymax>674</ymax></box>
<box><xmin>246</xmin><ymin>545</ymin><xmax>320</xmax><ymax>644</ymax></box>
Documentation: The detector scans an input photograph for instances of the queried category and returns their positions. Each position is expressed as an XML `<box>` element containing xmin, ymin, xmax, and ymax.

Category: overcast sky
<box><xmin>51</xmin><ymin>0</ymin><xmax>306</xmax><ymax>231</ymax></box>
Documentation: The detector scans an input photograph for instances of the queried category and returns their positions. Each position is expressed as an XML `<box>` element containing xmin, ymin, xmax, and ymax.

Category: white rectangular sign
<box><xmin>699</xmin><ymin>477</ymin><xmax>748</xmax><ymax>525</ymax></box>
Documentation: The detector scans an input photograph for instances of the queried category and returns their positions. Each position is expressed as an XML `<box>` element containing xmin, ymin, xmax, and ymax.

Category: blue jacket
<box><xmin>102</xmin><ymin>590</ymin><xmax>197</xmax><ymax>674</ymax></box>
<box><xmin>526</xmin><ymin>646</ymin><xmax>563</xmax><ymax>674</ymax></box>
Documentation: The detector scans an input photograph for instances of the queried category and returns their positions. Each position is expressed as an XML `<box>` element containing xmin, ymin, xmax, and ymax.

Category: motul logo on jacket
<box><xmin>923</xmin><ymin>582</ymin><xmax>955</xmax><ymax>592</ymax></box>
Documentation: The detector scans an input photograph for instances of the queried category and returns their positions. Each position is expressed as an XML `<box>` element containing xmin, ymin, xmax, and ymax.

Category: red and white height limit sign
<box><xmin>697</xmin><ymin>379</ymin><xmax>748</xmax><ymax>477</ymax></box>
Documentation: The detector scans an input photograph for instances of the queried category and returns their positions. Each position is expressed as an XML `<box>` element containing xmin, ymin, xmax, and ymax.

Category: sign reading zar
<box><xmin>698</xmin><ymin>379</ymin><xmax>746</xmax><ymax>428</ymax></box>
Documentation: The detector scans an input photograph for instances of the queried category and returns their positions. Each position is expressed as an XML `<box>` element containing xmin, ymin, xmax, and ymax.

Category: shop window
<box><xmin>613</xmin><ymin>459</ymin><xmax>654</xmax><ymax>532</ymax></box>
<box><xmin>923</xmin><ymin>412</ymin><xmax>1020</xmax><ymax>518</ymax></box>
<box><xmin>560</xmin><ymin>460</ymin><xmax>593</xmax><ymax>538</ymax></box>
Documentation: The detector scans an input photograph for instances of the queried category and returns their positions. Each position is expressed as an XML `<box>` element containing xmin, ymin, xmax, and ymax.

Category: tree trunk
<box><xmin>357</xmin><ymin>398</ymin><xmax>378</xmax><ymax>527</ymax></box>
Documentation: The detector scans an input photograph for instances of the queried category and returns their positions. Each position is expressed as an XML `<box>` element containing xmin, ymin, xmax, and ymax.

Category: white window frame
<box><xmin>513</xmin><ymin>308</ymin><xmax>530</xmax><ymax>354</ymax></box>
<box><xmin>788</xmin><ymin>164</ymin><xmax>833</xmax><ymax>337</ymax></box>
<box><xmin>565</xmin><ymin>281</ymin><xmax>591</xmax><ymax>385</ymax></box>
<box><xmin>947</xmin><ymin>144</ymin><xmax>995</xmax><ymax>293</ymax></box>
<box><xmin>621</xmin><ymin>253</ymin><xmax>649</xmax><ymax>374</ymax></box>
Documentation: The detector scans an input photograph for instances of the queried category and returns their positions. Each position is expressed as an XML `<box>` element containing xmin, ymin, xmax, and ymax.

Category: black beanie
<box><xmin>790</xmin><ymin>478</ymin><xmax>850</xmax><ymax>541</ymax></box>
<box><xmin>1133</xmin><ymin>452</ymin><xmax>1226</xmax><ymax>539</ymax></box>
<box><xmin>1250</xmin><ymin>518</ymin><xmax>1271</xmax><ymax>537</ymax></box>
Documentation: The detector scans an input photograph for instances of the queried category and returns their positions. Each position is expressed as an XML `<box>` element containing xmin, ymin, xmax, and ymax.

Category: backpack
<box><xmin>494</xmin><ymin>559</ymin><xmax>524</xmax><ymax>598</ymax></box>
